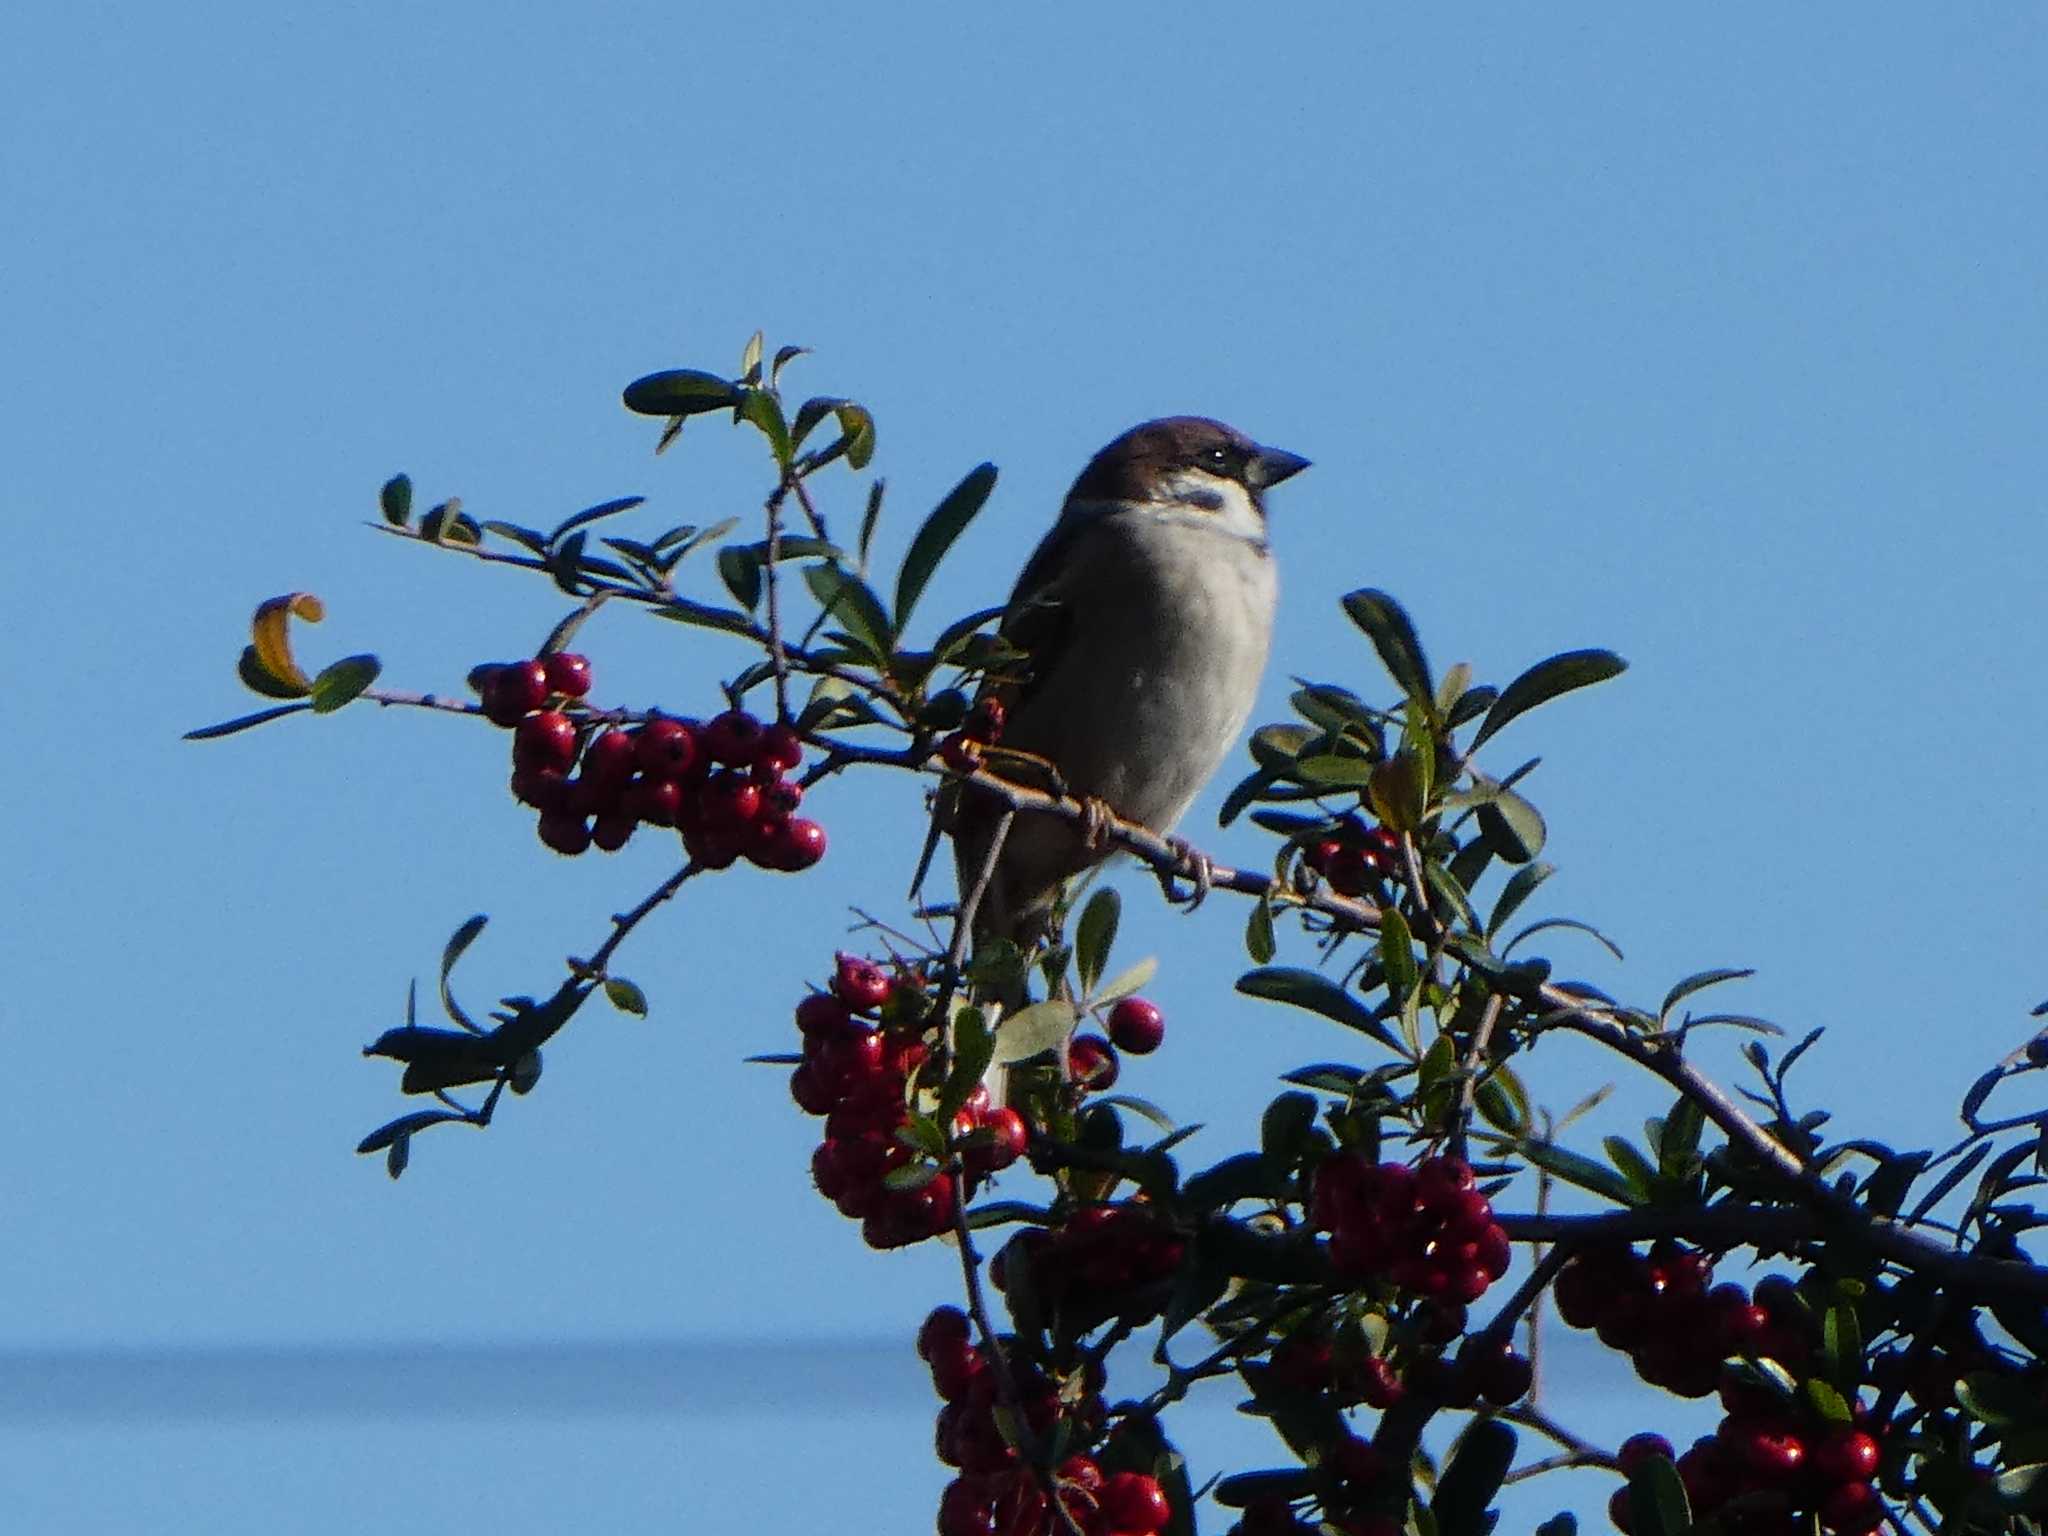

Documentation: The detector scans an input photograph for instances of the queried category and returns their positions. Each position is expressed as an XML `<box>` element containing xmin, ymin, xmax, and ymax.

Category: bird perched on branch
<box><xmin>947</xmin><ymin>416</ymin><xmax>1309</xmax><ymax>953</ymax></box>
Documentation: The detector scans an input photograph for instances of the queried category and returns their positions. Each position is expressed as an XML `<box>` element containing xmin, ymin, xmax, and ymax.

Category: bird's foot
<box><xmin>1162</xmin><ymin>835</ymin><xmax>1215</xmax><ymax>910</ymax></box>
<box><xmin>1078</xmin><ymin>796</ymin><xmax>1118</xmax><ymax>854</ymax></box>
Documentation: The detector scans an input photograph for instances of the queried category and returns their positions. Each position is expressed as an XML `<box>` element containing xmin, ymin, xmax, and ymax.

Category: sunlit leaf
<box><xmin>895</xmin><ymin>463</ymin><xmax>997</xmax><ymax>630</ymax></box>
<box><xmin>1471</xmin><ymin>648</ymin><xmax>1628</xmax><ymax>752</ymax></box>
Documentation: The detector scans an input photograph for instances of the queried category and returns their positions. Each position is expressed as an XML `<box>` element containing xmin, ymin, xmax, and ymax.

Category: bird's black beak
<box><xmin>1247</xmin><ymin>444</ymin><xmax>1311</xmax><ymax>489</ymax></box>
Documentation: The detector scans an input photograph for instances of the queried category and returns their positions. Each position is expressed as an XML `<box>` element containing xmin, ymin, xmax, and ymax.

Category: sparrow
<box><xmin>948</xmin><ymin>416</ymin><xmax>1310</xmax><ymax>953</ymax></box>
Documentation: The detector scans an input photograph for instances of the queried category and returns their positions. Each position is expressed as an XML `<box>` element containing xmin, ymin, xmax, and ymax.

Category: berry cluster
<box><xmin>1552</xmin><ymin>1242</ymin><xmax>1789</xmax><ymax>1400</ymax></box>
<box><xmin>923</xmin><ymin>1306</ymin><xmax>1168</xmax><ymax>1536</ymax></box>
<box><xmin>992</xmin><ymin>1202</ymin><xmax>1186</xmax><ymax>1327</ymax></box>
<box><xmin>938</xmin><ymin>698</ymin><xmax>1007</xmax><ymax>774</ymax></box>
<box><xmin>475</xmin><ymin>653</ymin><xmax>825</xmax><ymax>868</ymax></box>
<box><xmin>1611</xmin><ymin>1409</ymin><xmax>1885</xmax><ymax>1535</ymax></box>
<box><xmin>1309</xmin><ymin>1153</ymin><xmax>1512</xmax><ymax>1305</ymax></box>
<box><xmin>795</xmin><ymin>956</ymin><xmax>1027</xmax><ymax>1250</ymax></box>
<box><xmin>1302</xmin><ymin>820</ymin><xmax>1404</xmax><ymax>897</ymax></box>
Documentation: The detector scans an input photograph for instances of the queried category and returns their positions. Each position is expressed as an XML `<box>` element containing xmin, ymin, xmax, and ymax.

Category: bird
<box><xmin>946</xmin><ymin>415</ymin><xmax>1310</xmax><ymax>957</ymax></box>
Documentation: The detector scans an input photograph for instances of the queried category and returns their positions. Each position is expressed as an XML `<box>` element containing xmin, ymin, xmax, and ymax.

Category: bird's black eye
<box><xmin>1204</xmin><ymin>445</ymin><xmax>1235</xmax><ymax>472</ymax></box>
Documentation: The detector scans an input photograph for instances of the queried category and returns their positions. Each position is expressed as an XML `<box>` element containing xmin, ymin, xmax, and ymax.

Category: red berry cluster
<box><xmin>1610</xmin><ymin>1407</ymin><xmax>1886</xmax><ymax>1535</ymax></box>
<box><xmin>476</xmin><ymin>654</ymin><xmax>825</xmax><ymax>868</ymax></box>
<box><xmin>1553</xmin><ymin>1242</ymin><xmax>1791</xmax><ymax>1399</ymax></box>
<box><xmin>938</xmin><ymin>698</ymin><xmax>1007</xmax><ymax>774</ymax></box>
<box><xmin>924</xmin><ymin>1304</ymin><xmax>1167</xmax><ymax>1536</ymax></box>
<box><xmin>1302</xmin><ymin>820</ymin><xmax>1403</xmax><ymax>897</ymax></box>
<box><xmin>992</xmin><ymin>1203</ymin><xmax>1186</xmax><ymax>1326</ymax></box>
<box><xmin>796</xmin><ymin>956</ymin><xmax>1027</xmax><ymax>1250</ymax></box>
<box><xmin>1309</xmin><ymin>1153</ymin><xmax>1512</xmax><ymax>1305</ymax></box>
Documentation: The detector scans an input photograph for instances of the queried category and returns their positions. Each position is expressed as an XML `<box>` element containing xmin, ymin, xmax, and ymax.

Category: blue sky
<box><xmin>4</xmin><ymin>5</ymin><xmax>2045</xmax><ymax>1532</ymax></box>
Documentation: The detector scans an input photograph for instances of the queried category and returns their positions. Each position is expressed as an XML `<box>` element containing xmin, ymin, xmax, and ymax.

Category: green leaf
<box><xmin>1260</xmin><ymin>1091</ymin><xmax>1318</xmax><ymax>1167</ymax></box>
<box><xmin>1075</xmin><ymin>888</ymin><xmax>1120</xmax><ymax>996</ymax></box>
<box><xmin>1212</xmin><ymin>1470</ymin><xmax>1316</xmax><ymax>1509</ymax></box>
<box><xmin>184</xmin><ymin>702</ymin><xmax>312</xmax><ymax>740</ymax></box>
<box><xmin>1487</xmin><ymin>861</ymin><xmax>1555</xmax><ymax>939</ymax></box>
<box><xmin>1624</xmin><ymin>1454</ymin><xmax>1691</xmax><ymax>1536</ymax></box>
<box><xmin>439</xmin><ymin>915</ymin><xmax>488</xmax><ymax>1034</ymax></box>
<box><xmin>1995</xmin><ymin>1463</ymin><xmax>2048</xmax><ymax>1514</ymax></box>
<box><xmin>1245</xmin><ymin>896</ymin><xmax>1277</xmax><ymax>964</ymax></box>
<box><xmin>990</xmin><ymin>1000</ymin><xmax>1076</xmax><ymax>1066</ymax></box>
<box><xmin>940</xmin><ymin>1007</ymin><xmax>996</xmax><ymax>1121</ymax></box>
<box><xmin>803</xmin><ymin>564</ymin><xmax>894</xmax><ymax>660</ymax></box>
<box><xmin>1430</xmin><ymin>1418</ymin><xmax>1515</xmax><ymax>1536</ymax></box>
<box><xmin>379</xmin><ymin>473</ymin><xmax>412</xmax><ymax>527</ymax></box>
<box><xmin>550</xmin><ymin>495</ymin><xmax>646</xmax><ymax>546</ymax></box>
<box><xmin>309</xmin><ymin>654</ymin><xmax>381</xmax><ymax>713</ymax></box>
<box><xmin>621</xmin><ymin>368</ymin><xmax>738</xmax><ymax>418</ymax></box>
<box><xmin>1235</xmin><ymin>968</ymin><xmax>1401</xmax><ymax>1054</ymax></box>
<box><xmin>1093</xmin><ymin>956</ymin><xmax>1157</xmax><ymax>1008</ymax></box>
<box><xmin>1094</xmin><ymin>1094</ymin><xmax>1176</xmax><ymax>1135</ymax></box>
<box><xmin>1661</xmin><ymin>967</ymin><xmax>1755</xmax><ymax>1020</ymax></box>
<box><xmin>603</xmin><ymin>978</ymin><xmax>648</xmax><ymax>1017</ymax></box>
<box><xmin>738</xmin><ymin>388</ymin><xmax>793</xmax><ymax>466</ymax></box>
<box><xmin>1959</xmin><ymin>1369</ymin><xmax>2042</xmax><ymax>1429</ymax></box>
<box><xmin>1505</xmin><ymin>916</ymin><xmax>1622</xmax><ymax>962</ymax></box>
<box><xmin>1470</xmin><ymin>648</ymin><xmax>1628</xmax><ymax>752</ymax></box>
<box><xmin>1295</xmin><ymin>752</ymin><xmax>1377</xmax><ymax>788</ymax></box>
<box><xmin>717</xmin><ymin>545</ymin><xmax>762</xmax><ymax>610</ymax></box>
<box><xmin>1341</xmin><ymin>588</ymin><xmax>1433</xmax><ymax>708</ymax></box>
<box><xmin>1379</xmin><ymin>906</ymin><xmax>1419</xmax><ymax>1009</ymax></box>
<box><xmin>1182</xmin><ymin>1152</ymin><xmax>1280</xmax><ymax>1212</ymax></box>
<box><xmin>895</xmin><ymin>463</ymin><xmax>996</xmax><ymax>630</ymax></box>
<box><xmin>1474</xmin><ymin>1068</ymin><xmax>1529</xmax><ymax>1135</ymax></box>
<box><xmin>652</xmin><ymin>596</ymin><xmax>757</xmax><ymax>635</ymax></box>
<box><xmin>857</xmin><ymin>480</ymin><xmax>885</xmax><ymax>569</ymax></box>
<box><xmin>1477</xmin><ymin>785</ymin><xmax>1546</xmax><ymax>863</ymax></box>
<box><xmin>1519</xmin><ymin>1138</ymin><xmax>1637</xmax><ymax>1206</ymax></box>
<box><xmin>1603</xmin><ymin>1136</ymin><xmax>1656</xmax><ymax>1199</ymax></box>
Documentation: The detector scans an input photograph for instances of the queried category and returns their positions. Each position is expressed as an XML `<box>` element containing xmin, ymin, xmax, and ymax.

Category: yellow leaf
<box><xmin>249</xmin><ymin>592</ymin><xmax>325</xmax><ymax>695</ymax></box>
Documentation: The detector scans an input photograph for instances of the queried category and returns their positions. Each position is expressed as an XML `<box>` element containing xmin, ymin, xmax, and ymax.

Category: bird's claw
<box><xmin>1164</xmin><ymin>836</ymin><xmax>1214</xmax><ymax>910</ymax></box>
<box><xmin>1078</xmin><ymin>796</ymin><xmax>1117</xmax><ymax>854</ymax></box>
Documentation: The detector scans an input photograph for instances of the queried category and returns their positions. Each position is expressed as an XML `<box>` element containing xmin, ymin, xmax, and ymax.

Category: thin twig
<box><xmin>762</xmin><ymin>486</ymin><xmax>792</xmax><ymax>723</ymax></box>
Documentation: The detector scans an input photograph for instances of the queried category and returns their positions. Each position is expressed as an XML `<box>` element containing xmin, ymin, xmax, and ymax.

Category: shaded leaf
<box><xmin>1519</xmin><ymin>1139</ymin><xmax>1637</xmax><ymax>1206</ymax></box>
<box><xmin>652</xmin><ymin>596</ymin><xmax>756</xmax><ymax>635</ymax></box>
<box><xmin>356</xmin><ymin>1110</ymin><xmax>465</xmax><ymax>1155</ymax></box>
<box><xmin>1431</xmin><ymin>1418</ymin><xmax>1516</xmax><ymax>1536</ymax></box>
<box><xmin>1245</xmin><ymin>896</ymin><xmax>1277</xmax><ymax>964</ymax></box>
<box><xmin>185</xmin><ymin>702</ymin><xmax>312</xmax><ymax>740</ymax></box>
<box><xmin>1471</xmin><ymin>648</ymin><xmax>1628</xmax><ymax>751</ymax></box>
<box><xmin>1477</xmin><ymin>785</ymin><xmax>1546</xmax><ymax>863</ymax></box>
<box><xmin>1341</xmin><ymin>588</ymin><xmax>1433</xmax><ymax>707</ymax></box>
<box><xmin>1486</xmin><ymin>861</ymin><xmax>1555</xmax><ymax>939</ymax></box>
<box><xmin>895</xmin><ymin>463</ymin><xmax>997</xmax><ymax>629</ymax></box>
<box><xmin>1661</xmin><ymin>967</ymin><xmax>1756</xmax><ymax>1021</ymax></box>
<box><xmin>622</xmin><ymin>368</ymin><xmax>738</xmax><ymax>418</ymax></box>
<box><xmin>379</xmin><ymin>473</ymin><xmax>412</xmax><ymax>527</ymax></box>
<box><xmin>990</xmin><ymin>1000</ymin><xmax>1076</xmax><ymax>1066</ymax></box>
<box><xmin>439</xmin><ymin>914</ymin><xmax>489</xmax><ymax>1034</ymax></box>
<box><xmin>803</xmin><ymin>564</ymin><xmax>894</xmax><ymax>660</ymax></box>
<box><xmin>1076</xmin><ymin>888</ymin><xmax>1120</xmax><ymax>996</ymax></box>
<box><xmin>1624</xmin><ymin>1455</ymin><xmax>1691</xmax><ymax>1536</ymax></box>
<box><xmin>550</xmin><ymin>495</ymin><xmax>646</xmax><ymax>545</ymax></box>
<box><xmin>1236</xmin><ymin>968</ymin><xmax>1400</xmax><ymax>1054</ymax></box>
<box><xmin>738</xmin><ymin>388</ymin><xmax>793</xmax><ymax>465</ymax></box>
<box><xmin>717</xmin><ymin>545</ymin><xmax>762</xmax><ymax>610</ymax></box>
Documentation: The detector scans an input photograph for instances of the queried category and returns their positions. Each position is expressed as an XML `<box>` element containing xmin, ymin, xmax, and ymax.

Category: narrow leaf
<box><xmin>1340</xmin><ymin>588</ymin><xmax>1433</xmax><ymax>707</ymax></box>
<box><xmin>1471</xmin><ymin>648</ymin><xmax>1628</xmax><ymax>751</ymax></box>
<box><xmin>1661</xmin><ymin>967</ymin><xmax>1756</xmax><ymax>1020</ymax></box>
<box><xmin>895</xmin><ymin>463</ymin><xmax>997</xmax><ymax>630</ymax></box>
<box><xmin>621</xmin><ymin>369</ymin><xmax>738</xmax><ymax>417</ymax></box>
<box><xmin>1487</xmin><ymin>861</ymin><xmax>1556</xmax><ymax>938</ymax></box>
<box><xmin>1235</xmin><ymin>968</ymin><xmax>1400</xmax><ymax>1054</ymax></box>
<box><xmin>1075</xmin><ymin>888</ymin><xmax>1120</xmax><ymax>996</ymax></box>
<box><xmin>184</xmin><ymin>703</ymin><xmax>312</xmax><ymax>740</ymax></box>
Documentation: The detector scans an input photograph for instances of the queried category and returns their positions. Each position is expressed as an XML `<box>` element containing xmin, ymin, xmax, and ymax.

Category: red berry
<box><xmin>513</xmin><ymin>710</ymin><xmax>578</xmax><ymax>771</ymax></box>
<box><xmin>917</xmin><ymin>1305</ymin><xmax>971</xmax><ymax>1362</ymax></box>
<box><xmin>759</xmin><ymin>776</ymin><xmax>803</xmax><ymax>816</ymax></box>
<box><xmin>1812</xmin><ymin>1427</ymin><xmax>1881</xmax><ymax>1484</ymax></box>
<box><xmin>510</xmin><ymin>765</ymin><xmax>568</xmax><ymax>811</ymax></box>
<box><xmin>536</xmin><ymin>810</ymin><xmax>590</xmax><ymax>855</ymax></box>
<box><xmin>1356</xmin><ymin>1355</ymin><xmax>1404</xmax><ymax>1410</ymax></box>
<box><xmin>1475</xmin><ymin>1348</ymin><xmax>1532</xmax><ymax>1405</ymax></box>
<box><xmin>1722</xmin><ymin>1419</ymin><xmax>1805</xmax><ymax>1482</ymax></box>
<box><xmin>1100</xmin><ymin>1471</ymin><xmax>1170</xmax><ymax>1534</ymax></box>
<box><xmin>1068</xmin><ymin>1034</ymin><xmax>1119</xmax><ymax>1091</ymax></box>
<box><xmin>1607</xmin><ymin>1487</ymin><xmax>1634</xmax><ymax>1535</ymax></box>
<box><xmin>680</xmin><ymin>819</ymin><xmax>742</xmax><ymax>870</ymax></box>
<box><xmin>1057</xmin><ymin>1454</ymin><xmax>1103</xmax><ymax>1493</ymax></box>
<box><xmin>625</xmin><ymin>774</ymin><xmax>683</xmax><ymax>827</ymax></box>
<box><xmin>1322</xmin><ymin>846</ymin><xmax>1373</xmax><ymax>896</ymax></box>
<box><xmin>789</xmin><ymin>1064</ymin><xmax>836</xmax><ymax>1116</ymax></box>
<box><xmin>1328</xmin><ymin>1433</ymin><xmax>1384</xmax><ymax>1486</ymax></box>
<box><xmin>582</xmin><ymin>728</ymin><xmax>637</xmax><ymax>785</ymax></box>
<box><xmin>768</xmin><ymin>816</ymin><xmax>827</xmax><ymax>870</ymax></box>
<box><xmin>938</xmin><ymin>732</ymin><xmax>982</xmax><ymax>774</ymax></box>
<box><xmin>966</xmin><ymin>1107</ymin><xmax>1028</xmax><ymax>1173</ymax></box>
<box><xmin>936</xmin><ymin>1477</ymin><xmax>996</xmax><ymax>1536</ymax></box>
<box><xmin>699</xmin><ymin>769</ymin><xmax>763</xmax><ymax>831</ymax></box>
<box><xmin>833</xmin><ymin>954</ymin><xmax>895</xmax><ymax>1012</ymax></box>
<box><xmin>1617</xmin><ymin>1433</ymin><xmax>1675</xmax><ymax>1472</ymax></box>
<box><xmin>484</xmin><ymin>659</ymin><xmax>548</xmax><ymax>725</ymax></box>
<box><xmin>965</xmin><ymin>698</ymin><xmax>1005</xmax><ymax>742</ymax></box>
<box><xmin>928</xmin><ymin>1338</ymin><xmax>985</xmax><ymax>1402</ymax></box>
<box><xmin>1107</xmin><ymin>997</ymin><xmax>1166</xmax><ymax>1054</ymax></box>
<box><xmin>1416</xmin><ymin>1154</ymin><xmax>1475</xmax><ymax>1202</ymax></box>
<box><xmin>542</xmin><ymin>651</ymin><xmax>591</xmax><ymax>698</ymax></box>
<box><xmin>635</xmin><ymin>716</ymin><xmax>698</xmax><ymax>778</ymax></box>
<box><xmin>796</xmin><ymin>992</ymin><xmax>853</xmax><ymax>1037</ymax></box>
<box><xmin>703</xmin><ymin>708</ymin><xmax>765</xmax><ymax>766</ymax></box>
<box><xmin>591</xmin><ymin>812</ymin><xmax>634</xmax><ymax>852</ymax></box>
<box><xmin>754</xmin><ymin>722</ymin><xmax>803</xmax><ymax>774</ymax></box>
<box><xmin>1818</xmin><ymin>1480</ymin><xmax>1884</xmax><ymax>1535</ymax></box>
